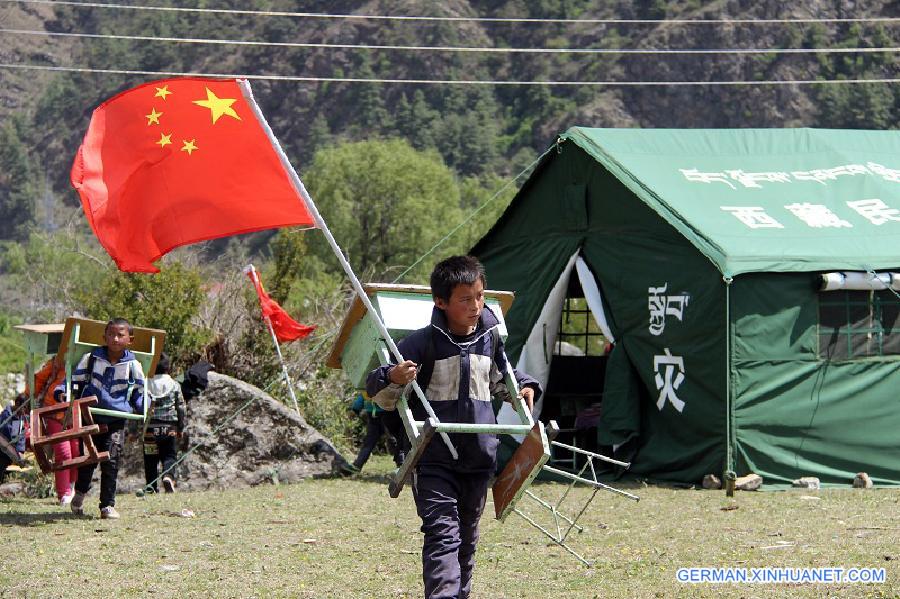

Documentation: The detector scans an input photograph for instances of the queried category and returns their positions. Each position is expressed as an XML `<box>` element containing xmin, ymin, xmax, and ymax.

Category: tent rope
<box><xmin>391</xmin><ymin>151</ymin><xmax>547</xmax><ymax>283</ymax></box>
<box><xmin>139</xmin><ymin>377</ymin><xmax>281</xmax><ymax>494</ymax></box>
<box><xmin>863</xmin><ymin>267</ymin><xmax>900</xmax><ymax>301</ymax></box>
<box><xmin>142</xmin><ymin>321</ymin><xmax>348</xmax><ymax>494</ymax></box>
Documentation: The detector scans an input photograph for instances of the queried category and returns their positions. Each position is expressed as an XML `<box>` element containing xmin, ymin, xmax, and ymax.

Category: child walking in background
<box><xmin>143</xmin><ymin>353</ymin><xmax>185</xmax><ymax>493</ymax></box>
<box><xmin>367</xmin><ymin>256</ymin><xmax>541</xmax><ymax>599</ymax></box>
<box><xmin>55</xmin><ymin>318</ymin><xmax>145</xmax><ymax>519</ymax></box>
<box><xmin>346</xmin><ymin>392</ymin><xmax>404</xmax><ymax>473</ymax></box>
<box><xmin>28</xmin><ymin>354</ymin><xmax>79</xmax><ymax>505</ymax></box>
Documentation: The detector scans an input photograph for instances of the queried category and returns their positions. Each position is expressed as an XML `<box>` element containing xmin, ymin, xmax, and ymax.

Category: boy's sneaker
<box><xmin>100</xmin><ymin>506</ymin><xmax>120</xmax><ymax>520</ymax></box>
<box><xmin>70</xmin><ymin>491</ymin><xmax>86</xmax><ymax>515</ymax></box>
<box><xmin>59</xmin><ymin>491</ymin><xmax>75</xmax><ymax>506</ymax></box>
<box><xmin>162</xmin><ymin>476</ymin><xmax>176</xmax><ymax>493</ymax></box>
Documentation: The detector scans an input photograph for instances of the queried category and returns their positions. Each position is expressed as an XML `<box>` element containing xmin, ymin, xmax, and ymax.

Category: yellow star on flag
<box><xmin>156</xmin><ymin>133</ymin><xmax>172</xmax><ymax>148</ymax></box>
<box><xmin>146</xmin><ymin>108</ymin><xmax>163</xmax><ymax>125</ymax></box>
<box><xmin>193</xmin><ymin>88</ymin><xmax>242</xmax><ymax>124</ymax></box>
<box><xmin>154</xmin><ymin>85</ymin><xmax>172</xmax><ymax>100</ymax></box>
<box><xmin>181</xmin><ymin>139</ymin><xmax>198</xmax><ymax>155</ymax></box>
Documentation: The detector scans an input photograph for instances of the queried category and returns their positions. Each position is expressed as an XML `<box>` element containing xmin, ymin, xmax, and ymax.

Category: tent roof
<box><xmin>557</xmin><ymin>127</ymin><xmax>900</xmax><ymax>276</ymax></box>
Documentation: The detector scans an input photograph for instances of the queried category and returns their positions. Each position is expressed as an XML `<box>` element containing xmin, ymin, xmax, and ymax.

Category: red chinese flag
<box><xmin>246</xmin><ymin>267</ymin><xmax>315</xmax><ymax>343</ymax></box>
<box><xmin>71</xmin><ymin>78</ymin><xmax>315</xmax><ymax>273</ymax></box>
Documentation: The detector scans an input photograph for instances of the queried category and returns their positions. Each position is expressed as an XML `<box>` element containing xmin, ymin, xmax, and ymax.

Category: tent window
<box><xmin>818</xmin><ymin>290</ymin><xmax>900</xmax><ymax>359</ymax></box>
<box><xmin>556</xmin><ymin>297</ymin><xmax>609</xmax><ymax>356</ymax></box>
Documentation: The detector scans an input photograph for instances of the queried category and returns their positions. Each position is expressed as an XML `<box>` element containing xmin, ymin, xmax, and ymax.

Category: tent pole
<box><xmin>724</xmin><ymin>275</ymin><xmax>736</xmax><ymax>497</ymax></box>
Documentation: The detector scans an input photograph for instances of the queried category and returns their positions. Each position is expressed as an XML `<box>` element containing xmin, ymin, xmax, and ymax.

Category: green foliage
<box><xmin>810</xmin><ymin>22</ymin><xmax>899</xmax><ymax>129</ymax></box>
<box><xmin>304</xmin><ymin>138</ymin><xmax>467</xmax><ymax>283</ymax></box>
<box><xmin>295</xmin><ymin>364</ymin><xmax>361</xmax><ymax>452</ymax></box>
<box><xmin>350</xmin><ymin>55</ymin><xmax>395</xmax><ymax>136</ymax></box>
<box><xmin>0</xmin><ymin>118</ymin><xmax>37</xmax><ymax>240</ymax></box>
<box><xmin>230</xmin><ymin>307</ymin><xmax>283</xmax><ymax>390</ymax></box>
<box><xmin>268</xmin><ymin>229</ymin><xmax>309</xmax><ymax>305</ymax></box>
<box><xmin>0</xmin><ymin>229</ymin><xmax>108</xmax><ymax>321</ymax></box>
<box><xmin>14</xmin><ymin>455</ymin><xmax>55</xmax><ymax>498</ymax></box>
<box><xmin>0</xmin><ymin>312</ymin><xmax>28</xmax><ymax>374</ymax></box>
<box><xmin>815</xmin><ymin>83</ymin><xmax>898</xmax><ymax>130</ymax></box>
<box><xmin>635</xmin><ymin>0</ymin><xmax>668</xmax><ymax>20</ymax></box>
<box><xmin>80</xmin><ymin>261</ymin><xmax>209</xmax><ymax>362</ymax></box>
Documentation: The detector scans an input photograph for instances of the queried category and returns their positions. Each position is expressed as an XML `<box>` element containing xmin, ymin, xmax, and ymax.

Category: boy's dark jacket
<box><xmin>366</xmin><ymin>305</ymin><xmax>541</xmax><ymax>473</ymax></box>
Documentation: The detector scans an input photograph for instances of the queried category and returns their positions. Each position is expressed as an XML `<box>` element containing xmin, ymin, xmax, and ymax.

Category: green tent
<box><xmin>472</xmin><ymin>127</ymin><xmax>900</xmax><ymax>487</ymax></box>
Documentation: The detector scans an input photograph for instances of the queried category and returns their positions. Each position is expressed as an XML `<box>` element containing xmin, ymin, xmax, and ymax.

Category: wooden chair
<box><xmin>30</xmin><ymin>397</ymin><xmax>108</xmax><ymax>473</ymax></box>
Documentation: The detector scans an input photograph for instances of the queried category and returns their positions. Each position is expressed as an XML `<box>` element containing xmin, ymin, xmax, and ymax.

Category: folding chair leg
<box><xmin>388</xmin><ymin>418</ymin><xmax>436</xmax><ymax>498</ymax></box>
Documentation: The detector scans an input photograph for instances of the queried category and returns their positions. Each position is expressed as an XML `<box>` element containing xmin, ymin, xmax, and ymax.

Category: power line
<box><xmin>3</xmin><ymin>27</ymin><xmax>898</xmax><ymax>55</ymax></box>
<box><xmin>4</xmin><ymin>0</ymin><xmax>900</xmax><ymax>25</ymax></box>
<box><xmin>1</xmin><ymin>62</ymin><xmax>897</xmax><ymax>86</ymax></box>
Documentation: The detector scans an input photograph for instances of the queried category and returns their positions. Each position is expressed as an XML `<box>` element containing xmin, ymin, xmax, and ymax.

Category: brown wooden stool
<box><xmin>29</xmin><ymin>396</ymin><xmax>109</xmax><ymax>473</ymax></box>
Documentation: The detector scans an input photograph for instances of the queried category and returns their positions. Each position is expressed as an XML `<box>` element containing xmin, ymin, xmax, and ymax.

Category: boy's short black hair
<box><xmin>156</xmin><ymin>352</ymin><xmax>171</xmax><ymax>375</ymax></box>
<box><xmin>430</xmin><ymin>256</ymin><xmax>486</xmax><ymax>302</ymax></box>
<box><xmin>106</xmin><ymin>317</ymin><xmax>134</xmax><ymax>335</ymax></box>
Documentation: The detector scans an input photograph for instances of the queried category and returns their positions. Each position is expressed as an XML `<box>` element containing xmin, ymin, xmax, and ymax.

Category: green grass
<box><xmin>1</xmin><ymin>455</ymin><xmax>898</xmax><ymax>598</ymax></box>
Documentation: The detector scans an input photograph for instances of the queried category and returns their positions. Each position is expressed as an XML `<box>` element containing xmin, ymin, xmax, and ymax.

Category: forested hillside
<box><xmin>3</xmin><ymin>1</ymin><xmax>898</xmax><ymax>210</ymax></box>
<box><xmin>0</xmin><ymin>1</ymin><xmax>897</xmax><ymax>442</ymax></box>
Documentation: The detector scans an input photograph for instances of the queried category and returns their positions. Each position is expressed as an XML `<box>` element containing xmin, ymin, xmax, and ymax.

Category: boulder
<box><xmin>117</xmin><ymin>372</ymin><xmax>350</xmax><ymax>492</ymax></box>
<box><xmin>0</xmin><ymin>481</ymin><xmax>25</xmax><ymax>498</ymax></box>
<box><xmin>702</xmin><ymin>474</ymin><xmax>722</xmax><ymax>490</ymax></box>
<box><xmin>853</xmin><ymin>472</ymin><xmax>874</xmax><ymax>489</ymax></box>
<box><xmin>734</xmin><ymin>473</ymin><xmax>763</xmax><ymax>491</ymax></box>
<box><xmin>792</xmin><ymin>477</ymin><xmax>820</xmax><ymax>490</ymax></box>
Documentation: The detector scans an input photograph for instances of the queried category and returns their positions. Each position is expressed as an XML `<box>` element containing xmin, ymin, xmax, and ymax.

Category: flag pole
<box><xmin>239</xmin><ymin>80</ymin><xmax>458</xmax><ymax>460</ymax></box>
<box><xmin>266</xmin><ymin>316</ymin><xmax>302</xmax><ymax>416</ymax></box>
<box><xmin>245</xmin><ymin>264</ymin><xmax>302</xmax><ymax>416</ymax></box>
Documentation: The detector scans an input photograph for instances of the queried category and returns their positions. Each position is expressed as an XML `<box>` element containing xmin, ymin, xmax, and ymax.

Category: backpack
<box><xmin>182</xmin><ymin>361</ymin><xmax>213</xmax><ymax>401</ymax></box>
<box><xmin>79</xmin><ymin>353</ymin><xmax>139</xmax><ymax>412</ymax></box>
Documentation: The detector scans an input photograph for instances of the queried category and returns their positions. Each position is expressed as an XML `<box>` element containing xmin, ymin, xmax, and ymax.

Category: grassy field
<box><xmin>1</xmin><ymin>455</ymin><xmax>897</xmax><ymax>598</ymax></box>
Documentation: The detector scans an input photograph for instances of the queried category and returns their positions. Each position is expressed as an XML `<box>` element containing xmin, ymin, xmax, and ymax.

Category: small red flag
<box><xmin>71</xmin><ymin>78</ymin><xmax>315</xmax><ymax>273</ymax></box>
<box><xmin>246</xmin><ymin>266</ymin><xmax>315</xmax><ymax>343</ymax></box>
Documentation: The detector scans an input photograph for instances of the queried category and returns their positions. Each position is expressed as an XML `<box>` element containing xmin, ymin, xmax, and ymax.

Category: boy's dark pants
<box><xmin>0</xmin><ymin>452</ymin><xmax>11</xmax><ymax>484</ymax></box>
<box><xmin>143</xmin><ymin>426</ymin><xmax>178</xmax><ymax>492</ymax></box>
<box><xmin>413</xmin><ymin>464</ymin><xmax>491</xmax><ymax>599</ymax></box>
<box><xmin>75</xmin><ymin>420</ymin><xmax>125</xmax><ymax>509</ymax></box>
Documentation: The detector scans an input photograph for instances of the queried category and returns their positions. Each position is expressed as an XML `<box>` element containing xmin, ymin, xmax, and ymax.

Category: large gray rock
<box><xmin>734</xmin><ymin>473</ymin><xmax>763</xmax><ymax>491</ymax></box>
<box><xmin>792</xmin><ymin>477</ymin><xmax>821</xmax><ymax>490</ymax></box>
<box><xmin>702</xmin><ymin>474</ymin><xmax>722</xmax><ymax>490</ymax></box>
<box><xmin>0</xmin><ymin>481</ymin><xmax>25</xmax><ymax>498</ymax></box>
<box><xmin>117</xmin><ymin>373</ymin><xmax>349</xmax><ymax>492</ymax></box>
<box><xmin>853</xmin><ymin>472</ymin><xmax>874</xmax><ymax>489</ymax></box>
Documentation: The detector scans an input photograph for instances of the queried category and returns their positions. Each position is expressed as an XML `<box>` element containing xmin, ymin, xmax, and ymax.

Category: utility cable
<box><xmin>139</xmin><ymin>377</ymin><xmax>279</xmax><ymax>495</ymax></box>
<box><xmin>3</xmin><ymin>27</ymin><xmax>898</xmax><ymax>55</ymax></box>
<box><xmin>5</xmin><ymin>0</ymin><xmax>900</xmax><ymax>25</ymax></box>
<box><xmin>2</xmin><ymin>63</ymin><xmax>897</xmax><ymax>86</ymax></box>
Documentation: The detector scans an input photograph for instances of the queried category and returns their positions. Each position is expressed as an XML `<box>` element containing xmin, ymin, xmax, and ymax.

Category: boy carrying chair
<box><xmin>365</xmin><ymin>256</ymin><xmax>543</xmax><ymax>599</ymax></box>
<box><xmin>45</xmin><ymin>317</ymin><xmax>164</xmax><ymax>519</ymax></box>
